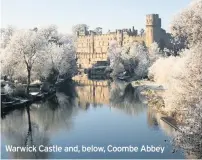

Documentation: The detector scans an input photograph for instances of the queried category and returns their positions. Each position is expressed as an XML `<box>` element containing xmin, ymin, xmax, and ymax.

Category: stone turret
<box><xmin>90</xmin><ymin>30</ymin><xmax>95</xmax><ymax>53</ymax></box>
<box><xmin>116</xmin><ymin>30</ymin><xmax>123</xmax><ymax>46</ymax></box>
<box><xmin>145</xmin><ymin>14</ymin><xmax>162</xmax><ymax>47</ymax></box>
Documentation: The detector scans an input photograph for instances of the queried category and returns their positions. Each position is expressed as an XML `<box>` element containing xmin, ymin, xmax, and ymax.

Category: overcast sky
<box><xmin>1</xmin><ymin>0</ymin><xmax>191</xmax><ymax>33</ymax></box>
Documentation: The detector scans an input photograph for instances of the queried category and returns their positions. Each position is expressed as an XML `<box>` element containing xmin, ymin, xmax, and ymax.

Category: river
<box><xmin>1</xmin><ymin>75</ymin><xmax>186</xmax><ymax>159</ymax></box>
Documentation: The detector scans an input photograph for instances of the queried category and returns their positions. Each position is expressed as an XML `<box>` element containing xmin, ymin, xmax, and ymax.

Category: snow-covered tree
<box><xmin>72</xmin><ymin>24</ymin><xmax>89</xmax><ymax>36</ymax></box>
<box><xmin>147</xmin><ymin>1</ymin><xmax>202</xmax><ymax>156</ymax></box>
<box><xmin>107</xmin><ymin>41</ymin><xmax>125</xmax><ymax>76</ymax></box>
<box><xmin>140</xmin><ymin>28</ymin><xmax>145</xmax><ymax>36</ymax></box>
<box><xmin>174</xmin><ymin>101</ymin><xmax>202</xmax><ymax>159</ymax></box>
<box><xmin>164</xmin><ymin>44</ymin><xmax>202</xmax><ymax>113</ymax></box>
<box><xmin>42</xmin><ymin>43</ymin><xmax>76</xmax><ymax>77</ymax></box>
<box><xmin>34</xmin><ymin>28</ymin><xmax>77</xmax><ymax>82</ymax></box>
<box><xmin>129</xmin><ymin>42</ymin><xmax>150</xmax><ymax>79</ymax></box>
<box><xmin>38</xmin><ymin>25</ymin><xmax>58</xmax><ymax>42</ymax></box>
<box><xmin>148</xmin><ymin>56</ymin><xmax>181</xmax><ymax>85</ymax></box>
<box><xmin>4</xmin><ymin>30</ymin><xmax>46</xmax><ymax>93</ymax></box>
<box><xmin>108</xmin><ymin>41</ymin><xmax>161</xmax><ymax>79</ymax></box>
<box><xmin>0</xmin><ymin>48</ymin><xmax>27</xmax><ymax>81</ymax></box>
<box><xmin>171</xmin><ymin>0</ymin><xmax>202</xmax><ymax>48</ymax></box>
<box><xmin>148</xmin><ymin>43</ymin><xmax>202</xmax><ymax>157</ymax></box>
<box><xmin>1</xmin><ymin>25</ymin><xmax>77</xmax><ymax>94</ymax></box>
<box><xmin>148</xmin><ymin>42</ymin><xmax>163</xmax><ymax>63</ymax></box>
<box><xmin>0</xmin><ymin>26</ymin><xmax>16</xmax><ymax>48</ymax></box>
<box><xmin>94</xmin><ymin>27</ymin><xmax>102</xmax><ymax>35</ymax></box>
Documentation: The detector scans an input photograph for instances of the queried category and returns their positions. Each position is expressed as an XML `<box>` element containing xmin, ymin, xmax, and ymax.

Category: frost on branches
<box><xmin>2</xmin><ymin>30</ymin><xmax>46</xmax><ymax>93</ymax></box>
<box><xmin>107</xmin><ymin>41</ymin><xmax>162</xmax><ymax>79</ymax></box>
<box><xmin>107</xmin><ymin>41</ymin><xmax>124</xmax><ymax>77</ymax></box>
<box><xmin>0</xmin><ymin>26</ymin><xmax>77</xmax><ymax>93</ymax></box>
<box><xmin>174</xmin><ymin>101</ymin><xmax>202</xmax><ymax>159</ymax></box>
<box><xmin>148</xmin><ymin>42</ymin><xmax>202</xmax><ymax>158</ymax></box>
<box><xmin>148</xmin><ymin>1</ymin><xmax>202</xmax><ymax>156</ymax></box>
<box><xmin>171</xmin><ymin>0</ymin><xmax>202</xmax><ymax>48</ymax></box>
<box><xmin>0</xmin><ymin>26</ymin><xmax>16</xmax><ymax>48</ymax></box>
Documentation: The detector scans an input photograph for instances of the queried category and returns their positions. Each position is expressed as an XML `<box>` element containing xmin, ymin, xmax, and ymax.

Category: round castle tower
<box><xmin>145</xmin><ymin>14</ymin><xmax>161</xmax><ymax>47</ymax></box>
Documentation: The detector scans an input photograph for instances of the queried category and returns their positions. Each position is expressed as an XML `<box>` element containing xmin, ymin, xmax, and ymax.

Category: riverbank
<box><xmin>131</xmin><ymin>80</ymin><xmax>184</xmax><ymax>125</ymax></box>
<box><xmin>1</xmin><ymin>76</ymin><xmax>185</xmax><ymax>159</ymax></box>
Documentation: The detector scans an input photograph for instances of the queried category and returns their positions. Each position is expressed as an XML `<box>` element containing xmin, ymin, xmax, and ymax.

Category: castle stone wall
<box><xmin>76</xmin><ymin>14</ymin><xmax>170</xmax><ymax>69</ymax></box>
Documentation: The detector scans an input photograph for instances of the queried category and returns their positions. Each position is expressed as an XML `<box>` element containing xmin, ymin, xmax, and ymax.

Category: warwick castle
<box><xmin>76</xmin><ymin>14</ymin><xmax>170</xmax><ymax>68</ymax></box>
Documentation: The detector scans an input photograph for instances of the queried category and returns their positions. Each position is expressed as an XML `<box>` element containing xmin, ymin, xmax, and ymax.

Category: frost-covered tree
<box><xmin>57</xmin><ymin>33</ymin><xmax>74</xmax><ymax>46</ymax></box>
<box><xmin>4</xmin><ymin>30</ymin><xmax>46</xmax><ymax>94</ymax></box>
<box><xmin>108</xmin><ymin>41</ymin><xmax>161</xmax><ymax>79</ymax></box>
<box><xmin>0</xmin><ymin>26</ymin><xmax>16</xmax><ymax>48</ymax></box>
<box><xmin>0</xmin><ymin>48</ymin><xmax>27</xmax><ymax>81</ymax></box>
<box><xmin>148</xmin><ymin>56</ymin><xmax>181</xmax><ymax>85</ymax></box>
<box><xmin>38</xmin><ymin>25</ymin><xmax>58</xmax><ymax>42</ymax></box>
<box><xmin>148</xmin><ymin>42</ymin><xmax>163</xmax><ymax>63</ymax></box>
<box><xmin>72</xmin><ymin>24</ymin><xmax>89</xmax><ymax>36</ymax></box>
<box><xmin>147</xmin><ymin>1</ymin><xmax>202</xmax><ymax>156</ymax></box>
<box><xmin>1</xmin><ymin>25</ymin><xmax>77</xmax><ymax>91</ymax></box>
<box><xmin>107</xmin><ymin>41</ymin><xmax>125</xmax><ymax>76</ymax></box>
<box><xmin>34</xmin><ymin>27</ymin><xmax>77</xmax><ymax>82</ymax></box>
<box><xmin>148</xmin><ymin>43</ymin><xmax>202</xmax><ymax>157</ymax></box>
<box><xmin>174</xmin><ymin>101</ymin><xmax>202</xmax><ymax>159</ymax></box>
<box><xmin>165</xmin><ymin>44</ymin><xmax>202</xmax><ymax>113</ymax></box>
<box><xmin>94</xmin><ymin>27</ymin><xmax>102</xmax><ymax>35</ymax></box>
<box><xmin>171</xmin><ymin>0</ymin><xmax>202</xmax><ymax>48</ymax></box>
<box><xmin>129</xmin><ymin>42</ymin><xmax>150</xmax><ymax>79</ymax></box>
<box><xmin>41</xmin><ymin>43</ymin><xmax>77</xmax><ymax>78</ymax></box>
<box><xmin>140</xmin><ymin>28</ymin><xmax>145</xmax><ymax>36</ymax></box>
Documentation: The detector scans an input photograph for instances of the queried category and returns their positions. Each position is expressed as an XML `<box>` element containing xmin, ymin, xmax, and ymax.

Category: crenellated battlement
<box><xmin>76</xmin><ymin>14</ymin><xmax>170</xmax><ymax>69</ymax></box>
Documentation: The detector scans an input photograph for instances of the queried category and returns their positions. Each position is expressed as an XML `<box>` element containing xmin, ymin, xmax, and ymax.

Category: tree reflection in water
<box><xmin>1</xmin><ymin>81</ymin><xmax>78</xmax><ymax>159</ymax></box>
<box><xmin>109</xmin><ymin>81</ymin><xmax>147</xmax><ymax>116</ymax></box>
<box><xmin>2</xmin><ymin>78</ymin><xmax>196</xmax><ymax>159</ymax></box>
<box><xmin>147</xmin><ymin>107</ymin><xmax>177</xmax><ymax>134</ymax></box>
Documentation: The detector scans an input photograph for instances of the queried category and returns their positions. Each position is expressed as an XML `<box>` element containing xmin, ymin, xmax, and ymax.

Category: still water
<box><xmin>1</xmin><ymin>75</ymin><xmax>185</xmax><ymax>159</ymax></box>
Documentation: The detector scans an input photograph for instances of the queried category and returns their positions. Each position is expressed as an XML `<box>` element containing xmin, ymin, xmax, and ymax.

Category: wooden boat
<box><xmin>29</xmin><ymin>85</ymin><xmax>56</xmax><ymax>101</ymax></box>
<box><xmin>29</xmin><ymin>91</ymin><xmax>45</xmax><ymax>101</ymax></box>
<box><xmin>55</xmin><ymin>78</ymin><xmax>65</xmax><ymax>86</ymax></box>
<box><xmin>1</xmin><ymin>96</ymin><xmax>30</xmax><ymax>110</ymax></box>
<box><xmin>117</xmin><ymin>72</ymin><xmax>131</xmax><ymax>81</ymax></box>
<box><xmin>88</xmin><ymin>66</ymin><xmax>107</xmax><ymax>75</ymax></box>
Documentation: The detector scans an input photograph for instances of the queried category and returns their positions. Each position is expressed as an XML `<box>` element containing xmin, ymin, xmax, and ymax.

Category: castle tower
<box><xmin>90</xmin><ymin>31</ymin><xmax>95</xmax><ymax>53</ymax></box>
<box><xmin>145</xmin><ymin>14</ymin><xmax>161</xmax><ymax>47</ymax></box>
<box><xmin>116</xmin><ymin>30</ymin><xmax>123</xmax><ymax>47</ymax></box>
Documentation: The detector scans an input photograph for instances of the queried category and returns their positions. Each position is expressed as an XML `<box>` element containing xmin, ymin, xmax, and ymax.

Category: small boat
<box><xmin>87</xmin><ymin>61</ymin><xmax>109</xmax><ymax>76</ymax></box>
<box><xmin>117</xmin><ymin>72</ymin><xmax>131</xmax><ymax>81</ymax></box>
<box><xmin>1</xmin><ymin>96</ymin><xmax>30</xmax><ymax>110</ymax></box>
<box><xmin>29</xmin><ymin>91</ymin><xmax>45</xmax><ymax>101</ymax></box>
<box><xmin>88</xmin><ymin>66</ymin><xmax>107</xmax><ymax>75</ymax></box>
<box><xmin>55</xmin><ymin>78</ymin><xmax>65</xmax><ymax>85</ymax></box>
<box><xmin>29</xmin><ymin>84</ymin><xmax>56</xmax><ymax>101</ymax></box>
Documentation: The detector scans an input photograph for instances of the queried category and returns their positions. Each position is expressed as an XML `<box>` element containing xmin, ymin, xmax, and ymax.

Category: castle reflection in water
<box><xmin>1</xmin><ymin>75</ymin><xmax>198</xmax><ymax>159</ymax></box>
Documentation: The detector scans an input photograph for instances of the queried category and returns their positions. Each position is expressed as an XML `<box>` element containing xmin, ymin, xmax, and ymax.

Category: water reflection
<box><xmin>109</xmin><ymin>81</ymin><xmax>147</xmax><ymax>116</ymax></box>
<box><xmin>74</xmin><ymin>75</ymin><xmax>110</xmax><ymax>109</ymax></box>
<box><xmin>1</xmin><ymin>76</ymin><xmax>187</xmax><ymax>159</ymax></box>
<box><xmin>147</xmin><ymin>107</ymin><xmax>176</xmax><ymax>135</ymax></box>
<box><xmin>1</xmin><ymin>106</ymin><xmax>50</xmax><ymax>159</ymax></box>
<box><xmin>1</xmin><ymin>82</ymin><xmax>78</xmax><ymax>159</ymax></box>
